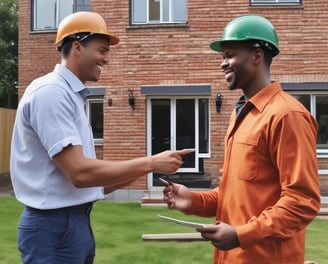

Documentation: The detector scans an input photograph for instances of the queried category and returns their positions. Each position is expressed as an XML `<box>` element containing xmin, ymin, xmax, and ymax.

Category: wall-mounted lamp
<box><xmin>216</xmin><ymin>93</ymin><xmax>223</xmax><ymax>113</ymax></box>
<box><xmin>128</xmin><ymin>89</ymin><xmax>135</xmax><ymax>110</ymax></box>
<box><xmin>107</xmin><ymin>98</ymin><xmax>113</xmax><ymax>106</ymax></box>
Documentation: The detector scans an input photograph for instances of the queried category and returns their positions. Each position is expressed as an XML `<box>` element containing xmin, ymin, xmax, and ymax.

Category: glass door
<box><xmin>149</xmin><ymin>98</ymin><xmax>197</xmax><ymax>187</ymax></box>
<box><xmin>151</xmin><ymin>99</ymin><xmax>171</xmax><ymax>154</ymax></box>
<box><xmin>176</xmin><ymin>99</ymin><xmax>196</xmax><ymax>171</ymax></box>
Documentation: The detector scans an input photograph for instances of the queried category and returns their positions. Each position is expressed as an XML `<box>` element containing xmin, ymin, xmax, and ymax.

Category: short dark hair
<box><xmin>59</xmin><ymin>38</ymin><xmax>74</xmax><ymax>57</ymax></box>
<box><xmin>248</xmin><ymin>40</ymin><xmax>274</xmax><ymax>67</ymax></box>
<box><xmin>241</xmin><ymin>40</ymin><xmax>273</xmax><ymax>68</ymax></box>
<box><xmin>261</xmin><ymin>48</ymin><xmax>273</xmax><ymax>68</ymax></box>
<box><xmin>221</xmin><ymin>40</ymin><xmax>274</xmax><ymax>68</ymax></box>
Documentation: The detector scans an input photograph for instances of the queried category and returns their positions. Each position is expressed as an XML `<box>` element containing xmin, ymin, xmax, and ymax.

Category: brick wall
<box><xmin>18</xmin><ymin>0</ymin><xmax>328</xmax><ymax>191</ymax></box>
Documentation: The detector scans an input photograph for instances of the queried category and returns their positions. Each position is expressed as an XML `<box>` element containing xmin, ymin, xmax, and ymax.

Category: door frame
<box><xmin>146</xmin><ymin>95</ymin><xmax>207</xmax><ymax>188</ymax></box>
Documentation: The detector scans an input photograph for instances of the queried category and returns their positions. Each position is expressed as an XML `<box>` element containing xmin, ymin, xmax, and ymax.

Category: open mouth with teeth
<box><xmin>96</xmin><ymin>64</ymin><xmax>103</xmax><ymax>72</ymax></box>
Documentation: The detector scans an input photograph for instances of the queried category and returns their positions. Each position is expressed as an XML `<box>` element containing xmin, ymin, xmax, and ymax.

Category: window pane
<box><xmin>251</xmin><ymin>0</ymin><xmax>300</xmax><ymax>3</ymax></box>
<box><xmin>176</xmin><ymin>99</ymin><xmax>195</xmax><ymax>168</ymax></box>
<box><xmin>278</xmin><ymin>0</ymin><xmax>299</xmax><ymax>2</ymax></box>
<box><xmin>252</xmin><ymin>0</ymin><xmax>275</xmax><ymax>2</ymax></box>
<box><xmin>173</xmin><ymin>0</ymin><xmax>186</xmax><ymax>22</ymax></box>
<box><xmin>33</xmin><ymin>0</ymin><xmax>76</xmax><ymax>30</ymax></box>
<box><xmin>89</xmin><ymin>100</ymin><xmax>103</xmax><ymax>139</ymax></box>
<box><xmin>74</xmin><ymin>0</ymin><xmax>91</xmax><ymax>11</ymax></box>
<box><xmin>149</xmin><ymin>0</ymin><xmax>160</xmax><ymax>22</ymax></box>
<box><xmin>199</xmin><ymin>99</ymin><xmax>209</xmax><ymax>153</ymax></box>
<box><xmin>132</xmin><ymin>0</ymin><xmax>147</xmax><ymax>23</ymax></box>
<box><xmin>151</xmin><ymin>99</ymin><xmax>171</xmax><ymax>154</ymax></box>
<box><xmin>34</xmin><ymin>0</ymin><xmax>56</xmax><ymax>30</ymax></box>
<box><xmin>292</xmin><ymin>94</ymin><xmax>310</xmax><ymax>112</ymax></box>
<box><xmin>316</xmin><ymin>95</ymin><xmax>328</xmax><ymax>148</ymax></box>
<box><xmin>162</xmin><ymin>0</ymin><xmax>169</xmax><ymax>22</ymax></box>
<box><xmin>151</xmin><ymin>99</ymin><xmax>171</xmax><ymax>186</ymax></box>
<box><xmin>131</xmin><ymin>0</ymin><xmax>187</xmax><ymax>24</ymax></box>
<box><xmin>58</xmin><ymin>0</ymin><xmax>73</xmax><ymax>27</ymax></box>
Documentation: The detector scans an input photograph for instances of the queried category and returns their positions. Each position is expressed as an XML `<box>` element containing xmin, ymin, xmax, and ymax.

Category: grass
<box><xmin>0</xmin><ymin>197</ymin><xmax>327</xmax><ymax>263</ymax></box>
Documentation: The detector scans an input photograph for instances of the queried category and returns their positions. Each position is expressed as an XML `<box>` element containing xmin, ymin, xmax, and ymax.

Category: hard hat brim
<box><xmin>107</xmin><ymin>33</ymin><xmax>120</xmax><ymax>46</ymax></box>
<box><xmin>209</xmin><ymin>39</ymin><xmax>279</xmax><ymax>57</ymax></box>
<box><xmin>210</xmin><ymin>40</ymin><xmax>222</xmax><ymax>52</ymax></box>
<box><xmin>55</xmin><ymin>32</ymin><xmax>120</xmax><ymax>46</ymax></box>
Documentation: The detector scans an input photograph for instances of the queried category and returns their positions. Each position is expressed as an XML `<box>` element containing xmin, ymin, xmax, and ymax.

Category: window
<box><xmin>250</xmin><ymin>0</ymin><xmax>301</xmax><ymax>5</ymax></box>
<box><xmin>131</xmin><ymin>0</ymin><xmax>187</xmax><ymax>25</ymax></box>
<box><xmin>199</xmin><ymin>99</ymin><xmax>210</xmax><ymax>154</ymax></box>
<box><xmin>86</xmin><ymin>98</ymin><xmax>104</xmax><ymax>145</ymax></box>
<box><xmin>148</xmin><ymin>97</ymin><xmax>210</xmax><ymax>171</ymax></box>
<box><xmin>291</xmin><ymin>93</ymin><xmax>328</xmax><ymax>156</ymax></box>
<box><xmin>147</xmin><ymin>96</ymin><xmax>210</xmax><ymax>187</ymax></box>
<box><xmin>33</xmin><ymin>0</ymin><xmax>90</xmax><ymax>31</ymax></box>
<box><xmin>142</xmin><ymin>84</ymin><xmax>211</xmax><ymax>187</ymax></box>
<box><xmin>85</xmin><ymin>87</ymin><xmax>105</xmax><ymax>145</ymax></box>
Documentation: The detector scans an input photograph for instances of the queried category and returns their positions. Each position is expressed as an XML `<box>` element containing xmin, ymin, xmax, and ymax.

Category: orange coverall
<box><xmin>185</xmin><ymin>82</ymin><xmax>321</xmax><ymax>263</ymax></box>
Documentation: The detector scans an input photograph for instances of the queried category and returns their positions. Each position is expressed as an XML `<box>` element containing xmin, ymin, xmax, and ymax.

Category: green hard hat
<box><xmin>210</xmin><ymin>14</ymin><xmax>279</xmax><ymax>57</ymax></box>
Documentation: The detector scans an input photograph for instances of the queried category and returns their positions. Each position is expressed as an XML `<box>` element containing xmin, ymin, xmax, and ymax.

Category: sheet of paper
<box><xmin>158</xmin><ymin>215</ymin><xmax>206</xmax><ymax>228</ymax></box>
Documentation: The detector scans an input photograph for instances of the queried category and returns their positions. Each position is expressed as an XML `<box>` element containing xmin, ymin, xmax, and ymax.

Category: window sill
<box><xmin>127</xmin><ymin>23</ymin><xmax>189</xmax><ymax>31</ymax></box>
<box><xmin>250</xmin><ymin>4</ymin><xmax>303</xmax><ymax>8</ymax></box>
<box><xmin>317</xmin><ymin>152</ymin><xmax>328</xmax><ymax>159</ymax></box>
<box><xmin>29</xmin><ymin>30</ymin><xmax>57</xmax><ymax>34</ymax></box>
<box><xmin>94</xmin><ymin>139</ymin><xmax>104</xmax><ymax>146</ymax></box>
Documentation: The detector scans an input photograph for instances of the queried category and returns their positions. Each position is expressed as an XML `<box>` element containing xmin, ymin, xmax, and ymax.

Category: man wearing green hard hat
<box><xmin>210</xmin><ymin>14</ymin><xmax>279</xmax><ymax>57</ymax></box>
<box><xmin>163</xmin><ymin>15</ymin><xmax>320</xmax><ymax>263</ymax></box>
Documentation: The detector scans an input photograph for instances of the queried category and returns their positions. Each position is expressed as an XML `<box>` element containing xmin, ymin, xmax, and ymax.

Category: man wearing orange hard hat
<box><xmin>55</xmin><ymin>11</ymin><xmax>120</xmax><ymax>50</ymax></box>
<box><xmin>11</xmin><ymin>11</ymin><xmax>191</xmax><ymax>263</ymax></box>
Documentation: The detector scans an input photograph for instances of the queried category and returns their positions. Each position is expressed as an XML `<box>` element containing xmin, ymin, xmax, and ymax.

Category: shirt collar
<box><xmin>248</xmin><ymin>82</ymin><xmax>282</xmax><ymax>113</ymax></box>
<box><xmin>53</xmin><ymin>64</ymin><xmax>90</xmax><ymax>98</ymax></box>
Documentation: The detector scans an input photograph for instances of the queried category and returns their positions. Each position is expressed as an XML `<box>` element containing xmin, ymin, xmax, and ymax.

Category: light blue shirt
<box><xmin>10</xmin><ymin>64</ymin><xmax>104</xmax><ymax>209</ymax></box>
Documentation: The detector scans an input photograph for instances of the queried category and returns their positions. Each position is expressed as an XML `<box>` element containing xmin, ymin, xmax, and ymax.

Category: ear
<box><xmin>253</xmin><ymin>49</ymin><xmax>263</xmax><ymax>64</ymax></box>
<box><xmin>71</xmin><ymin>41</ymin><xmax>82</xmax><ymax>55</ymax></box>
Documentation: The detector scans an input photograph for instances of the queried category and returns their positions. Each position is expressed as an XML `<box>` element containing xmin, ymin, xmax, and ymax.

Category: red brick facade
<box><xmin>18</xmin><ymin>1</ymin><xmax>328</xmax><ymax>195</ymax></box>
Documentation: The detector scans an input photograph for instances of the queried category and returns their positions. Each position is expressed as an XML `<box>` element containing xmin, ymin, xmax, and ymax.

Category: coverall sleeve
<box><xmin>184</xmin><ymin>187</ymin><xmax>219</xmax><ymax>217</ymax></box>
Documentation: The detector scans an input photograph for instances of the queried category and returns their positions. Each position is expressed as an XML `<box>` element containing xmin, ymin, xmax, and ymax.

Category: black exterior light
<box><xmin>216</xmin><ymin>93</ymin><xmax>222</xmax><ymax>113</ymax></box>
<box><xmin>128</xmin><ymin>89</ymin><xmax>135</xmax><ymax>110</ymax></box>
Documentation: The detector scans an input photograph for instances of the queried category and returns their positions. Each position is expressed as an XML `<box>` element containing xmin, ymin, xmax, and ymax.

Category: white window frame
<box><xmin>146</xmin><ymin>96</ymin><xmax>210</xmax><ymax>187</ymax></box>
<box><xmin>289</xmin><ymin>91</ymin><xmax>328</xmax><ymax>158</ymax></box>
<box><xmin>32</xmin><ymin>0</ymin><xmax>90</xmax><ymax>31</ymax></box>
<box><xmin>172</xmin><ymin>97</ymin><xmax>199</xmax><ymax>173</ymax></box>
<box><xmin>131</xmin><ymin>0</ymin><xmax>187</xmax><ymax>25</ymax></box>
<box><xmin>250</xmin><ymin>0</ymin><xmax>301</xmax><ymax>5</ymax></box>
<box><xmin>86</xmin><ymin>98</ymin><xmax>104</xmax><ymax>146</ymax></box>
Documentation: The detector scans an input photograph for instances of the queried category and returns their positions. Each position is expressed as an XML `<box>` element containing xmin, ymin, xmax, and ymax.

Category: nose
<box><xmin>102</xmin><ymin>49</ymin><xmax>110</xmax><ymax>65</ymax></box>
<box><xmin>103</xmin><ymin>54</ymin><xmax>109</xmax><ymax>65</ymax></box>
<box><xmin>220</xmin><ymin>58</ymin><xmax>228</xmax><ymax>69</ymax></box>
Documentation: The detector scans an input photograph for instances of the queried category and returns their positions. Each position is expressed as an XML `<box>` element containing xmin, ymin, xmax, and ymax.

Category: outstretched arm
<box><xmin>54</xmin><ymin>145</ymin><xmax>193</xmax><ymax>189</ymax></box>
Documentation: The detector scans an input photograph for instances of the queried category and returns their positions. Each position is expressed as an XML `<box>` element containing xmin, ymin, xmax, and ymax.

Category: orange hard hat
<box><xmin>55</xmin><ymin>11</ymin><xmax>120</xmax><ymax>47</ymax></box>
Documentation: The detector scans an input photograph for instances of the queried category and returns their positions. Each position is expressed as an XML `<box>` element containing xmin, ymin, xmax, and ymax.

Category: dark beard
<box><xmin>227</xmin><ymin>61</ymin><xmax>250</xmax><ymax>91</ymax></box>
<box><xmin>228</xmin><ymin>69</ymin><xmax>240</xmax><ymax>90</ymax></box>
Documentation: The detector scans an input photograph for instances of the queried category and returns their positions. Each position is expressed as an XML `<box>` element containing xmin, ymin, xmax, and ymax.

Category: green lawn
<box><xmin>0</xmin><ymin>197</ymin><xmax>327</xmax><ymax>263</ymax></box>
